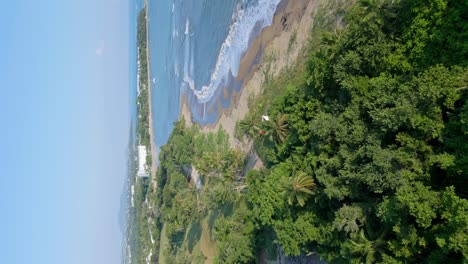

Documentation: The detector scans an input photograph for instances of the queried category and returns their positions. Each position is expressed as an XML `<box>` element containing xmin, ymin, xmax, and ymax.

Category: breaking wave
<box><xmin>184</xmin><ymin>0</ymin><xmax>281</xmax><ymax>104</ymax></box>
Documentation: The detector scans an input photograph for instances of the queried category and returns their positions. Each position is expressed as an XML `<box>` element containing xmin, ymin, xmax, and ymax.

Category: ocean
<box><xmin>148</xmin><ymin>0</ymin><xmax>281</xmax><ymax>134</ymax></box>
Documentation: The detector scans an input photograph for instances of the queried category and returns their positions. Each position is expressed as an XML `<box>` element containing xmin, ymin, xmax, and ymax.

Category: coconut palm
<box><xmin>264</xmin><ymin>113</ymin><xmax>289</xmax><ymax>144</ymax></box>
<box><xmin>359</xmin><ymin>0</ymin><xmax>398</xmax><ymax>18</ymax></box>
<box><xmin>359</xmin><ymin>0</ymin><xmax>399</xmax><ymax>32</ymax></box>
<box><xmin>341</xmin><ymin>223</ymin><xmax>388</xmax><ymax>263</ymax></box>
<box><xmin>281</xmin><ymin>172</ymin><xmax>315</xmax><ymax>207</ymax></box>
<box><xmin>238</xmin><ymin>114</ymin><xmax>260</xmax><ymax>138</ymax></box>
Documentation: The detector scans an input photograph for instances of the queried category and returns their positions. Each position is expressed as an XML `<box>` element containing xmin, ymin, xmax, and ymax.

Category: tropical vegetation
<box><xmin>236</xmin><ymin>0</ymin><xmax>467</xmax><ymax>262</ymax></box>
<box><xmin>133</xmin><ymin>0</ymin><xmax>467</xmax><ymax>263</ymax></box>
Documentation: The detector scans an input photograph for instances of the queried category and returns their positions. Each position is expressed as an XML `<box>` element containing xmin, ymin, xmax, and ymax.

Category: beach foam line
<box><xmin>184</xmin><ymin>0</ymin><xmax>281</xmax><ymax>104</ymax></box>
<box><xmin>184</xmin><ymin>18</ymin><xmax>190</xmax><ymax>35</ymax></box>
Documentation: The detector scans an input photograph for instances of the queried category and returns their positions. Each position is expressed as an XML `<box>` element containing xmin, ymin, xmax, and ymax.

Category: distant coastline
<box><xmin>125</xmin><ymin>3</ymin><xmax>159</xmax><ymax>263</ymax></box>
<box><xmin>144</xmin><ymin>0</ymin><xmax>157</xmax><ymax>180</ymax></box>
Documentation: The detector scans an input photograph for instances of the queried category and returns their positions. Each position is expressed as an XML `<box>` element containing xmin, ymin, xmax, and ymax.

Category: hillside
<box><xmin>138</xmin><ymin>0</ymin><xmax>467</xmax><ymax>263</ymax></box>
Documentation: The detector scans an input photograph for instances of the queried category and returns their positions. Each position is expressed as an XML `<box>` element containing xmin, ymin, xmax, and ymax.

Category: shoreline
<box><xmin>181</xmin><ymin>0</ymin><xmax>317</xmax><ymax>145</ymax></box>
<box><xmin>145</xmin><ymin>0</ymin><xmax>157</xmax><ymax>180</ymax></box>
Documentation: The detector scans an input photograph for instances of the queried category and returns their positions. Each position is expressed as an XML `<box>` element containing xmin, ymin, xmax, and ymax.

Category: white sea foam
<box><xmin>172</xmin><ymin>16</ymin><xmax>178</xmax><ymax>38</ymax></box>
<box><xmin>183</xmin><ymin>24</ymin><xmax>196</xmax><ymax>91</ymax></box>
<box><xmin>183</xmin><ymin>0</ymin><xmax>281</xmax><ymax>104</ymax></box>
<box><xmin>184</xmin><ymin>18</ymin><xmax>190</xmax><ymax>35</ymax></box>
<box><xmin>174</xmin><ymin>64</ymin><xmax>179</xmax><ymax>77</ymax></box>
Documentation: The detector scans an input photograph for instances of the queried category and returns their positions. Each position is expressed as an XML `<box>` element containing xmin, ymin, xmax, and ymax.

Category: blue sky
<box><xmin>0</xmin><ymin>0</ymin><xmax>131</xmax><ymax>263</ymax></box>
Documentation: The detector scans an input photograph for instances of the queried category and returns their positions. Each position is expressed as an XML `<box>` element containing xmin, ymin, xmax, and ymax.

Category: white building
<box><xmin>137</xmin><ymin>145</ymin><xmax>149</xmax><ymax>177</ymax></box>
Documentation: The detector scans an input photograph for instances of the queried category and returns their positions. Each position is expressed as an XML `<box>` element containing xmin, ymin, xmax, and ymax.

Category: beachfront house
<box><xmin>137</xmin><ymin>145</ymin><xmax>149</xmax><ymax>177</ymax></box>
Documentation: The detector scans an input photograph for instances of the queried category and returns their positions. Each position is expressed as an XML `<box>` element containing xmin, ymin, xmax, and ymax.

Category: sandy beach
<box><xmin>181</xmin><ymin>0</ymin><xmax>318</xmax><ymax>148</ymax></box>
<box><xmin>145</xmin><ymin>0</ymin><xmax>157</xmax><ymax>180</ymax></box>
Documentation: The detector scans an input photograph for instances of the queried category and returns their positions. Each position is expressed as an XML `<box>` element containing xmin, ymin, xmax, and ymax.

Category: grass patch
<box><xmin>158</xmin><ymin>224</ymin><xmax>169</xmax><ymax>264</ymax></box>
<box><xmin>187</xmin><ymin>222</ymin><xmax>202</xmax><ymax>253</ymax></box>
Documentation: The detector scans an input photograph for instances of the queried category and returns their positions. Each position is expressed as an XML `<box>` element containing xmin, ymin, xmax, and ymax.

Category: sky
<box><xmin>0</xmin><ymin>1</ymin><xmax>131</xmax><ymax>263</ymax></box>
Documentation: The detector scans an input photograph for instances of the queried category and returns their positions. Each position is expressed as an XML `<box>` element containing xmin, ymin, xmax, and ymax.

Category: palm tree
<box><xmin>341</xmin><ymin>223</ymin><xmax>388</xmax><ymax>263</ymax></box>
<box><xmin>359</xmin><ymin>0</ymin><xmax>399</xmax><ymax>32</ymax></box>
<box><xmin>281</xmin><ymin>172</ymin><xmax>315</xmax><ymax>207</ymax></box>
<box><xmin>264</xmin><ymin>113</ymin><xmax>289</xmax><ymax>145</ymax></box>
<box><xmin>359</xmin><ymin>0</ymin><xmax>398</xmax><ymax>18</ymax></box>
<box><xmin>238</xmin><ymin>114</ymin><xmax>260</xmax><ymax>138</ymax></box>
